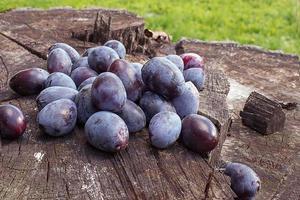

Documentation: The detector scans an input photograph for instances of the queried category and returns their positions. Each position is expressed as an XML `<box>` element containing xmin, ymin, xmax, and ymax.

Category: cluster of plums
<box><xmin>0</xmin><ymin>40</ymin><xmax>260</xmax><ymax>199</ymax></box>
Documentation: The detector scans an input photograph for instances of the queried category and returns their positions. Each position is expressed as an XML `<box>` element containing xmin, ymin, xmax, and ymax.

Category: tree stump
<box><xmin>0</xmin><ymin>9</ymin><xmax>235</xmax><ymax>199</ymax></box>
<box><xmin>176</xmin><ymin>39</ymin><xmax>300</xmax><ymax>199</ymax></box>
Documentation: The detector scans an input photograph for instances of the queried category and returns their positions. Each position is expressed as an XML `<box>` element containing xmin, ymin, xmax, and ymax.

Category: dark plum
<box><xmin>172</xmin><ymin>82</ymin><xmax>199</xmax><ymax>119</ymax></box>
<box><xmin>181</xmin><ymin>114</ymin><xmax>218</xmax><ymax>153</ymax></box>
<box><xmin>149</xmin><ymin>111</ymin><xmax>181</xmax><ymax>149</ymax></box>
<box><xmin>180</xmin><ymin>53</ymin><xmax>204</xmax><ymax>70</ymax></box>
<box><xmin>45</xmin><ymin>72</ymin><xmax>76</xmax><ymax>89</ymax></box>
<box><xmin>37</xmin><ymin>99</ymin><xmax>77</xmax><ymax>136</ymax></box>
<box><xmin>36</xmin><ymin>86</ymin><xmax>78</xmax><ymax>110</ymax></box>
<box><xmin>72</xmin><ymin>57</ymin><xmax>89</xmax><ymax>71</ymax></box>
<box><xmin>85</xmin><ymin>111</ymin><xmax>129</xmax><ymax>152</ymax></box>
<box><xmin>75</xmin><ymin>84</ymin><xmax>98</xmax><ymax>125</ymax></box>
<box><xmin>139</xmin><ymin>91</ymin><xmax>176</xmax><ymax>122</ymax></box>
<box><xmin>165</xmin><ymin>54</ymin><xmax>184</xmax><ymax>72</ymax></box>
<box><xmin>142</xmin><ymin>57</ymin><xmax>185</xmax><ymax>99</ymax></box>
<box><xmin>77</xmin><ymin>77</ymin><xmax>96</xmax><ymax>91</ymax></box>
<box><xmin>49</xmin><ymin>43</ymin><xmax>80</xmax><ymax>64</ymax></box>
<box><xmin>117</xmin><ymin>100</ymin><xmax>146</xmax><ymax>133</ymax></box>
<box><xmin>108</xmin><ymin>59</ymin><xmax>144</xmax><ymax>102</ymax></box>
<box><xmin>104</xmin><ymin>40</ymin><xmax>126</xmax><ymax>59</ymax></box>
<box><xmin>88</xmin><ymin>46</ymin><xmax>119</xmax><ymax>73</ymax></box>
<box><xmin>70</xmin><ymin>67</ymin><xmax>98</xmax><ymax>87</ymax></box>
<box><xmin>183</xmin><ymin>68</ymin><xmax>205</xmax><ymax>91</ymax></box>
<box><xmin>47</xmin><ymin>48</ymin><xmax>72</xmax><ymax>75</ymax></box>
<box><xmin>91</xmin><ymin>72</ymin><xmax>126</xmax><ymax>112</ymax></box>
<box><xmin>82</xmin><ymin>47</ymin><xmax>96</xmax><ymax>57</ymax></box>
<box><xmin>0</xmin><ymin>104</ymin><xmax>26</xmax><ymax>139</ymax></box>
<box><xmin>9</xmin><ymin>68</ymin><xmax>49</xmax><ymax>96</ymax></box>
<box><xmin>225</xmin><ymin>162</ymin><xmax>261</xmax><ymax>200</ymax></box>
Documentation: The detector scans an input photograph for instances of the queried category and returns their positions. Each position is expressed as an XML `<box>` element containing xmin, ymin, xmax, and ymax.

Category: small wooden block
<box><xmin>240</xmin><ymin>91</ymin><xmax>286</xmax><ymax>134</ymax></box>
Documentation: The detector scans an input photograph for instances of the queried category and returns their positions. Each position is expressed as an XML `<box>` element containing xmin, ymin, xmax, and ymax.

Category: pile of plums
<box><xmin>0</xmin><ymin>40</ymin><xmax>260</xmax><ymax>199</ymax></box>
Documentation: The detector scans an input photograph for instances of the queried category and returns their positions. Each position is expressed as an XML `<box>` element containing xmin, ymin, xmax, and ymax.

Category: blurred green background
<box><xmin>1</xmin><ymin>0</ymin><xmax>299</xmax><ymax>54</ymax></box>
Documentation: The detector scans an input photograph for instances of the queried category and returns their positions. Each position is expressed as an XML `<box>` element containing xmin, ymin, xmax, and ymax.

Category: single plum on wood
<box><xmin>172</xmin><ymin>82</ymin><xmax>199</xmax><ymax>119</ymax></box>
<box><xmin>139</xmin><ymin>91</ymin><xmax>176</xmax><ymax>122</ymax></box>
<box><xmin>183</xmin><ymin>68</ymin><xmax>205</xmax><ymax>91</ymax></box>
<box><xmin>47</xmin><ymin>48</ymin><xmax>72</xmax><ymax>75</ymax></box>
<box><xmin>142</xmin><ymin>57</ymin><xmax>185</xmax><ymax>99</ymax></box>
<box><xmin>78</xmin><ymin>77</ymin><xmax>97</xmax><ymax>91</ymax></box>
<box><xmin>104</xmin><ymin>40</ymin><xmax>126</xmax><ymax>59</ymax></box>
<box><xmin>180</xmin><ymin>53</ymin><xmax>204</xmax><ymax>70</ymax></box>
<box><xmin>85</xmin><ymin>111</ymin><xmax>129</xmax><ymax>152</ymax></box>
<box><xmin>88</xmin><ymin>46</ymin><xmax>119</xmax><ymax>73</ymax></box>
<box><xmin>70</xmin><ymin>67</ymin><xmax>98</xmax><ymax>87</ymax></box>
<box><xmin>224</xmin><ymin>162</ymin><xmax>261</xmax><ymax>200</ymax></box>
<box><xmin>49</xmin><ymin>43</ymin><xmax>80</xmax><ymax>64</ymax></box>
<box><xmin>181</xmin><ymin>114</ymin><xmax>218</xmax><ymax>154</ymax></box>
<box><xmin>108</xmin><ymin>59</ymin><xmax>144</xmax><ymax>102</ymax></box>
<box><xmin>45</xmin><ymin>72</ymin><xmax>76</xmax><ymax>89</ymax></box>
<box><xmin>149</xmin><ymin>111</ymin><xmax>181</xmax><ymax>149</ymax></box>
<box><xmin>91</xmin><ymin>72</ymin><xmax>126</xmax><ymax>112</ymax></box>
<box><xmin>117</xmin><ymin>100</ymin><xmax>146</xmax><ymax>133</ymax></box>
<box><xmin>9</xmin><ymin>68</ymin><xmax>49</xmax><ymax>96</ymax></box>
<box><xmin>75</xmin><ymin>84</ymin><xmax>98</xmax><ymax>125</ymax></box>
<box><xmin>36</xmin><ymin>86</ymin><xmax>78</xmax><ymax>110</ymax></box>
<box><xmin>72</xmin><ymin>57</ymin><xmax>90</xmax><ymax>71</ymax></box>
<box><xmin>37</xmin><ymin>99</ymin><xmax>77</xmax><ymax>136</ymax></box>
<box><xmin>0</xmin><ymin>104</ymin><xmax>26</xmax><ymax>139</ymax></box>
<box><xmin>165</xmin><ymin>54</ymin><xmax>184</xmax><ymax>72</ymax></box>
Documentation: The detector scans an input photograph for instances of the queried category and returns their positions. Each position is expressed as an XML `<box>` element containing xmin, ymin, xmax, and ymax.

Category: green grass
<box><xmin>1</xmin><ymin>0</ymin><xmax>299</xmax><ymax>55</ymax></box>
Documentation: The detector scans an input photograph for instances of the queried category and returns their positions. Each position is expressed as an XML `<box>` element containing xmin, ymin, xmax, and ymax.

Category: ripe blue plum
<box><xmin>77</xmin><ymin>76</ymin><xmax>96</xmax><ymax>91</ymax></box>
<box><xmin>131</xmin><ymin>62</ymin><xmax>143</xmax><ymax>73</ymax></box>
<box><xmin>85</xmin><ymin>111</ymin><xmax>129</xmax><ymax>152</ymax></box>
<box><xmin>142</xmin><ymin>57</ymin><xmax>185</xmax><ymax>99</ymax></box>
<box><xmin>36</xmin><ymin>86</ymin><xmax>78</xmax><ymax>110</ymax></box>
<box><xmin>9</xmin><ymin>68</ymin><xmax>49</xmax><ymax>96</ymax></box>
<box><xmin>117</xmin><ymin>100</ymin><xmax>146</xmax><ymax>133</ymax></box>
<box><xmin>225</xmin><ymin>162</ymin><xmax>261</xmax><ymax>200</ymax></box>
<box><xmin>149</xmin><ymin>111</ymin><xmax>181</xmax><ymax>149</ymax></box>
<box><xmin>91</xmin><ymin>72</ymin><xmax>126</xmax><ymax>112</ymax></box>
<box><xmin>139</xmin><ymin>91</ymin><xmax>176</xmax><ymax>122</ymax></box>
<box><xmin>183</xmin><ymin>68</ymin><xmax>205</xmax><ymax>91</ymax></box>
<box><xmin>181</xmin><ymin>114</ymin><xmax>218</xmax><ymax>153</ymax></box>
<box><xmin>45</xmin><ymin>72</ymin><xmax>76</xmax><ymax>89</ymax></box>
<box><xmin>88</xmin><ymin>46</ymin><xmax>119</xmax><ymax>73</ymax></box>
<box><xmin>104</xmin><ymin>40</ymin><xmax>126</xmax><ymax>59</ymax></box>
<box><xmin>49</xmin><ymin>43</ymin><xmax>80</xmax><ymax>64</ymax></box>
<box><xmin>72</xmin><ymin>57</ymin><xmax>90</xmax><ymax>71</ymax></box>
<box><xmin>70</xmin><ymin>67</ymin><xmax>98</xmax><ymax>87</ymax></box>
<box><xmin>172</xmin><ymin>82</ymin><xmax>199</xmax><ymax>119</ymax></box>
<box><xmin>37</xmin><ymin>99</ymin><xmax>77</xmax><ymax>136</ymax></box>
<box><xmin>75</xmin><ymin>84</ymin><xmax>98</xmax><ymax>125</ymax></box>
<box><xmin>47</xmin><ymin>48</ymin><xmax>72</xmax><ymax>75</ymax></box>
<box><xmin>165</xmin><ymin>55</ymin><xmax>184</xmax><ymax>72</ymax></box>
<box><xmin>108</xmin><ymin>59</ymin><xmax>144</xmax><ymax>102</ymax></box>
<box><xmin>0</xmin><ymin>104</ymin><xmax>26</xmax><ymax>139</ymax></box>
<box><xmin>180</xmin><ymin>53</ymin><xmax>204</xmax><ymax>70</ymax></box>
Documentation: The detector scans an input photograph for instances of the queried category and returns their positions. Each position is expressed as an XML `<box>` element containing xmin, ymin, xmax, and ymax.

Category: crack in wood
<box><xmin>0</xmin><ymin>32</ymin><xmax>47</xmax><ymax>60</ymax></box>
<box><xmin>0</xmin><ymin>54</ymin><xmax>9</xmax><ymax>86</ymax></box>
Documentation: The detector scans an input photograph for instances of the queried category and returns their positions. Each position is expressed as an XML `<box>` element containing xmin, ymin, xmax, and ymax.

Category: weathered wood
<box><xmin>240</xmin><ymin>91</ymin><xmax>286</xmax><ymax>134</ymax></box>
<box><xmin>0</xmin><ymin>9</ymin><xmax>234</xmax><ymax>200</ymax></box>
<box><xmin>176</xmin><ymin>38</ymin><xmax>300</xmax><ymax>199</ymax></box>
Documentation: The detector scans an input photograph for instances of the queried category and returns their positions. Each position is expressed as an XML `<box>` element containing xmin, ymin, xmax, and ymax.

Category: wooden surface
<box><xmin>176</xmin><ymin>39</ymin><xmax>300</xmax><ymax>199</ymax></box>
<box><xmin>0</xmin><ymin>9</ymin><xmax>235</xmax><ymax>199</ymax></box>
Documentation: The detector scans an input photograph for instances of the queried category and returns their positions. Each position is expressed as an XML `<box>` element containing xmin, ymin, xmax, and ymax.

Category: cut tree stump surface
<box><xmin>176</xmin><ymin>39</ymin><xmax>300</xmax><ymax>200</ymax></box>
<box><xmin>0</xmin><ymin>9</ymin><xmax>235</xmax><ymax>200</ymax></box>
